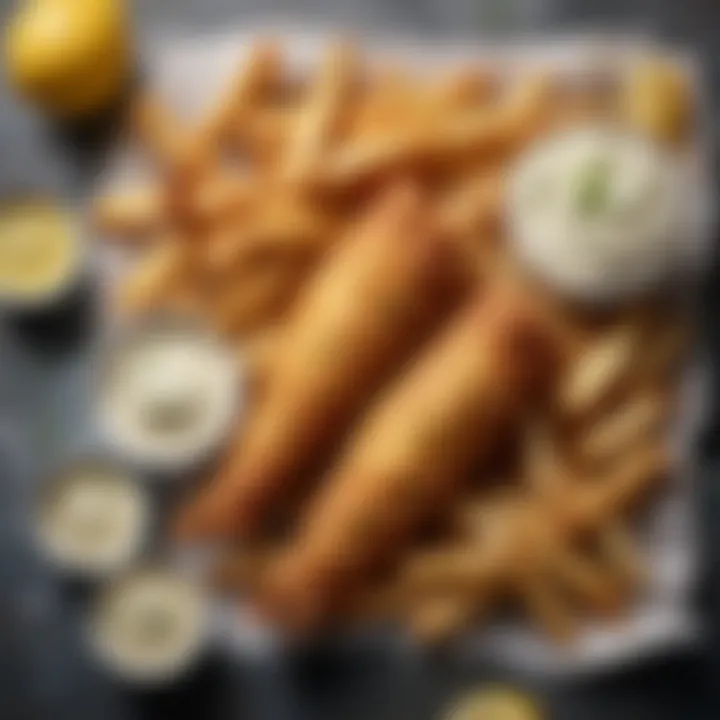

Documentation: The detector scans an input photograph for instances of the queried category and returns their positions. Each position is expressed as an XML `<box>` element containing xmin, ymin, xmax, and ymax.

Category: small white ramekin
<box><xmin>85</xmin><ymin>562</ymin><xmax>211</xmax><ymax>686</ymax></box>
<box><xmin>33</xmin><ymin>453</ymin><xmax>151</xmax><ymax>579</ymax></box>
<box><xmin>93</xmin><ymin>313</ymin><xmax>245</xmax><ymax>478</ymax></box>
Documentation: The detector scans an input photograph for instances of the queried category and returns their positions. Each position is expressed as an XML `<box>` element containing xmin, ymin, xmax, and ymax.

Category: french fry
<box><xmin>429</xmin><ymin>67</ymin><xmax>496</xmax><ymax>111</ymax></box>
<box><xmin>204</xmin><ymin>222</ymin><xmax>252</xmax><ymax>276</ymax></box>
<box><xmin>240</xmin><ymin>106</ymin><xmax>294</xmax><ymax>166</ymax></box>
<box><xmin>451</xmin><ymin>492</ymin><xmax>526</xmax><ymax>548</ymax></box>
<box><xmin>315</xmin><ymin>131</ymin><xmax>428</xmax><ymax>189</ymax></box>
<box><xmin>190</xmin><ymin>40</ymin><xmax>282</xmax><ymax>163</ymax></box>
<box><xmin>557</xmin><ymin>326</ymin><xmax>638</xmax><ymax>419</ymax></box>
<box><xmin>203</xmin><ymin>193</ymin><xmax>333</xmax><ymax>277</ymax></box>
<box><xmin>212</xmin><ymin>259</ymin><xmax>306</xmax><ymax>336</ymax></box>
<box><xmin>189</xmin><ymin>171</ymin><xmax>255</xmax><ymax>223</ymax></box>
<box><xmin>346</xmin><ymin>579</ymin><xmax>412</xmax><ymax>625</ymax></box>
<box><xmin>94</xmin><ymin>185</ymin><xmax>166</xmax><ymax>240</ymax></box>
<box><xmin>349</xmin><ymin>66</ymin><xmax>424</xmax><ymax>139</ymax></box>
<box><xmin>130</xmin><ymin>94</ymin><xmax>187</xmax><ymax>167</ymax></box>
<box><xmin>402</xmin><ymin>445</ymin><xmax>666</xmax><ymax>596</ymax></box>
<box><xmin>408</xmin><ymin>596</ymin><xmax>481</xmax><ymax>643</ymax></box>
<box><xmin>438</xmin><ymin>169</ymin><xmax>505</xmax><ymax>242</ymax></box>
<box><xmin>566</xmin><ymin>444</ymin><xmax>669</xmax><ymax>529</ymax></box>
<box><xmin>283</xmin><ymin>41</ymin><xmax>358</xmax><ymax>181</ymax></box>
<box><xmin>599</xmin><ymin>522</ymin><xmax>647</xmax><ymax>590</ymax></box>
<box><xmin>548</xmin><ymin>548</ymin><xmax>623</xmax><ymax>615</ymax></box>
<box><xmin>645</xmin><ymin>321</ymin><xmax>688</xmax><ymax>381</ymax></box>
<box><xmin>315</xmin><ymin>73</ymin><xmax>552</xmax><ymax>193</ymax></box>
<box><xmin>437</xmin><ymin>73</ymin><xmax>555</xmax><ymax>157</ymax></box>
<box><xmin>522</xmin><ymin>575</ymin><xmax>577</xmax><ymax>643</ymax></box>
<box><xmin>241</xmin><ymin>194</ymin><xmax>335</xmax><ymax>257</ymax></box>
<box><xmin>523</xmin><ymin>421</ymin><xmax>565</xmax><ymax>495</ymax></box>
<box><xmin>578</xmin><ymin>392</ymin><xmax>669</xmax><ymax>464</ymax></box>
<box><xmin>115</xmin><ymin>237</ymin><xmax>186</xmax><ymax>314</ymax></box>
<box><xmin>238</xmin><ymin>326</ymin><xmax>282</xmax><ymax>395</ymax></box>
<box><xmin>211</xmin><ymin>548</ymin><xmax>275</xmax><ymax>593</ymax></box>
<box><xmin>403</xmin><ymin>546</ymin><xmax>503</xmax><ymax>597</ymax></box>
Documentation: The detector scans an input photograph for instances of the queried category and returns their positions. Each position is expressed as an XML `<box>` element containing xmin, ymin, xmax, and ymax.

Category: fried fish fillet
<box><xmin>175</xmin><ymin>182</ymin><xmax>468</xmax><ymax>540</ymax></box>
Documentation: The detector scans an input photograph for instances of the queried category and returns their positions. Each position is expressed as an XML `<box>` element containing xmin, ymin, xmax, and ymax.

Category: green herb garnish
<box><xmin>574</xmin><ymin>154</ymin><xmax>613</xmax><ymax>218</ymax></box>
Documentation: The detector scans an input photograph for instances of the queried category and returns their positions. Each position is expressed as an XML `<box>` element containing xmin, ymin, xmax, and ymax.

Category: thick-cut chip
<box><xmin>315</xmin><ymin>74</ymin><xmax>552</xmax><ymax>190</ymax></box>
<box><xmin>437</xmin><ymin>74</ymin><xmax>554</xmax><ymax>157</ymax></box>
<box><xmin>238</xmin><ymin>106</ymin><xmax>294</xmax><ymax>165</ymax></box>
<box><xmin>429</xmin><ymin>67</ymin><xmax>496</xmax><ymax>111</ymax></box>
<box><xmin>548</xmin><ymin>548</ymin><xmax>623</xmax><ymax>615</ymax></box>
<box><xmin>238</xmin><ymin>326</ymin><xmax>282</xmax><ymax>397</ymax></box>
<box><xmin>578</xmin><ymin>392</ymin><xmax>668</xmax><ymax>463</ymax></box>
<box><xmin>283</xmin><ymin>41</ymin><xmax>358</xmax><ymax>181</ymax></box>
<box><xmin>94</xmin><ymin>185</ymin><xmax>165</xmax><ymax>240</ymax></box>
<box><xmin>408</xmin><ymin>596</ymin><xmax>482</xmax><ymax>643</ymax></box>
<box><xmin>599</xmin><ymin>522</ymin><xmax>647</xmax><ymax>590</ymax></box>
<box><xmin>564</xmin><ymin>444</ymin><xmax>668</xmax><ymax>528</ymax></box>
<box><xmin>130</xmin><ymin>94</ymin><xmax>187</xmax><ymax>168</ymax></box>
<box><xmin>522</xmin><ymin>575</ymin><xmax>577</xmax><ymax>642</ymax></box>
<box><xmin>438</xmin><ymin>169</ymin><xmax>505</xmax><ymax>244</ymax></box>
<box><xmin>190</xmin><ymin>40</ymin><xmax>282</xmax><ymax>164</ymax></box>
<box><xmin>557</xmin><ymin>326</ymin><xmax>638</xmax><ymax>419</ymax></box>
<box><xmin>115</xmin><ymin>237</ymin><xmax>186</xmax><ymax>314</ymax></box>
<box><xmin>211</xmin><ymin>258</ymin><xmax>307</xmax><ymax>336</ymax></box>
<box><xmin>348</xmin><ymin>66</ymin><xmax>425</xmax><ymax>139</ymax></box>
<box><xmin>188</xmin><ymin>172</ymin><xmax>255</xmax><ymax>224</ymax></box>
<box><xmin>212</xmin><ymin>548</ymin><xmax>275</xmax><ymax>593</ymax></box>
<box><xmin>401</xmin><ymin>445</ymin><xmax>666</xmax><ymax>596</ymax></box>
<box><xmin>203</xmin><ymin>192</ymin><xmax>334</xmax><ymax>277</ymax></box>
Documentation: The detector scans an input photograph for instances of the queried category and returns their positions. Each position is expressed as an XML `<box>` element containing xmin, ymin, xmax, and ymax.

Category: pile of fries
<box><xmin>95</xmin><ymin>39</ymin><xmax>692</xmax><ymax>643</ymax></box>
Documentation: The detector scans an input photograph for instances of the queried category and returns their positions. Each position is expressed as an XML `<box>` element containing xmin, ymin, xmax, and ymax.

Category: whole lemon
<box><xmin>5</xmin><ymin>0</ymin><xmax>132</xmax><ymax>119</ymax></box>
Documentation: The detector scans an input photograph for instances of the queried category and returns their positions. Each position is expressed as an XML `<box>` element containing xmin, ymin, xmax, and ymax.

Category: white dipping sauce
<box><xmin>508</xmin><ymin>127</ymin><xmax>703</xmax><ymax>302</ymax></box>
<box><xmin>100</xmin><ymin>327</ymin><xmax>238</xmax><ymax>470</ymax></box>
<box><xmin>90</xmin><ymin>569</ymin><xmax>207</xmax><ymax>683</ymax></box>
<box><xmin>38</xmin><ymin>464</ymin><xmax>147</xmax><ymax>575</ymax></box>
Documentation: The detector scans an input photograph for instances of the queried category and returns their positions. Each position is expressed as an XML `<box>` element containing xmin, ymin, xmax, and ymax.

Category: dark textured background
<box><xmin>1</xmin><ymin>1</ymin><xmax>720</xmax><ymax>718</ymax></box>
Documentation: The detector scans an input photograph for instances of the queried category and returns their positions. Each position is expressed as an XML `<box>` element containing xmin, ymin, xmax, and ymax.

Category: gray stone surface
<box><xmin>0</xmin><ymin>1</ymin><xmax>718</xmax><ymax>719</ymax></box>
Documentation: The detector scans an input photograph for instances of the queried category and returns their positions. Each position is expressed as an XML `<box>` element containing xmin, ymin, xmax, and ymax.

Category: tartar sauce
<box><xmin>99</xmin><ymin>325</ymin><xmax>238</xmax><ymax>470</ymax></box>
<box><xmin>508</xmin><ymin>127</ymin><xmax>702</xmax><ymax>302</ymax></box>
<box><xmin>90</xmin><ymin>568</ymin><xmax>207</xmax><ymax>683</ymax></box>
<box><xmin>37</xmin><ymin>462</ymin><xmax>147</xmax><ymax>574</ymax></box>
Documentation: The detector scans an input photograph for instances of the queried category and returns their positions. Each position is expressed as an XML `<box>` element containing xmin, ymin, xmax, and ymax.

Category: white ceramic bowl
<box><xmin>34</xmin><ymin>455</ymin><xmax>150</xmax><ymax>578</ymax></box>
<box><xmin>95</xmin><ymin>314</ymin><xmax>244</xmax><ymax>476</ymax></box>
<box><xmin>87</xmin><ymin>563</ymin><xmax>210</xmax><ymax>686</ymax></box>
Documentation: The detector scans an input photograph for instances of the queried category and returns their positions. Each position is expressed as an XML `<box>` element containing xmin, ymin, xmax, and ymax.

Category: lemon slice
<box><xmin>0</xmin><ymin>200</ymin><xmax>80</xmax><ymax>302</ymax></box>
<box><xmin>444</xmin><ymin>686</ymin><xmax>544</xmax><ymax>720</ymax></box>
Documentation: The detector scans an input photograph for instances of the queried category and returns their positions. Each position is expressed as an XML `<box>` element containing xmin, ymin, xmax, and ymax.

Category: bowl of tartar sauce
<box><xmin>508</xmin><ymin>126</ymin><xmax>712</xmax><ymax>304</ymax></box>
<box><xmin>97</xmin><ymin>317</ymin><xmax>241</xmax><ymax>474</ymax></box>
<box><xmin>88</xmin><ymin>566</ymin><xmax>209</xmax><ymax>684</ymax></box>
<box><xmin>36</xmin><ymin>458</ymin><xmax>149</xmax><ymax>576</ymax></box>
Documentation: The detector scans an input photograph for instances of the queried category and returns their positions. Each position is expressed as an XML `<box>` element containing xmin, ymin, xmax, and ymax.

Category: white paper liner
<box><xmin>98</xmin><ymin>28</ymin><xmax>714</xmax><ymax>675</ymax></box>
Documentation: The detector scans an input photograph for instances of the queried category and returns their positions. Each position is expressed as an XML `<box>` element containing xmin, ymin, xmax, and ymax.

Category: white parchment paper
<box><xmin>100</xmin><ymin>28</ymin><xmax>713</xmax><ymax>676</ymax></box>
